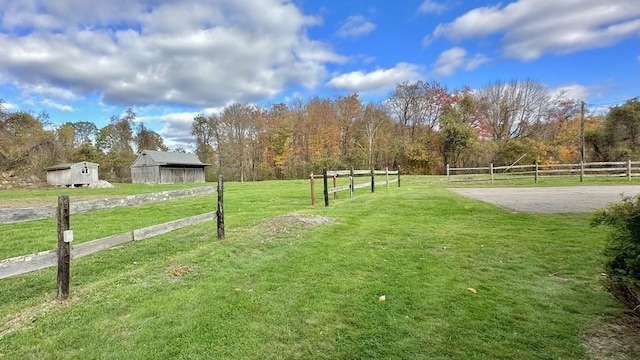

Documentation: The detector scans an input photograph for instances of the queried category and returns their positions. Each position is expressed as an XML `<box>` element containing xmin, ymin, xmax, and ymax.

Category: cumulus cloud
<box><xmin>0</xmin><ymin>0</ymin><xmax>345</xmax><ymax>107</ymax></box>
<box><xmin>432</xmin><ymin>47</ymin><xmax>488</xmax><ymax>76</ymax></box>
<box><xmin>432</xmin><ymin>47</ymin><xmax>467</xmax><ymax>76</ymax></box>
<box><xmin>433</xmin><ymin>0</ymin><xmax>640</xmax><ymax>60</ymax></box>
<box><xmin>326</xmin><ymin>63</ymin><xmax>422</xmax><ymax>93</ymax></box>
<box><xmin>336</xmin><ymin>15</ymin><xmax>376</xmax><ymax>38</ymax></box>
<box><xmin>418</xmin><ymin>1</ymin><xmax>448</xmax><ymax>14</ymax></box>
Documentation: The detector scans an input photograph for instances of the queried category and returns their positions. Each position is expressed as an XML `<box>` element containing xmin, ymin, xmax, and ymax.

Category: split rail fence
<box><xmin>310</xmin><ymin>167</ymin><xmax>400</xmax><ymax>206</ymax></box>
<box><xmin>0</xmin><ymin>176</ymin><xmax>225</xmax><ymax>299</ymax></box>
<box><xmin>446</xmin><ymin>160</ymin><xmax>640</xmax><ymax>184</ymax></box>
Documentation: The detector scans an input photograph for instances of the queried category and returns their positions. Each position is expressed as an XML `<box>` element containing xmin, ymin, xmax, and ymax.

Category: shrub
<box><xmin>592</xmin><ymin>195</ymin><xmax>640</xmax><ymax>312</ymax></box>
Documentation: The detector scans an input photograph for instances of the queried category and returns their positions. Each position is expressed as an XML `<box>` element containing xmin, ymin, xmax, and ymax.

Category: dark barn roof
<box><xmin>138</xmin><ymin>150</ymin><xmax>209</xmax><ymax>166</ymax></box>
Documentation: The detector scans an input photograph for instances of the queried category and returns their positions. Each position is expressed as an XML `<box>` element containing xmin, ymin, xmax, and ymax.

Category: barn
<box><xmin>46</xmin><ymin>162</ymin><xmax>99</xmax><ymax>187</ymax></box>
<box><xmin>130</xmin><ymin>150</ymin><xmax>208</xmax><ymax>184</ymax></box>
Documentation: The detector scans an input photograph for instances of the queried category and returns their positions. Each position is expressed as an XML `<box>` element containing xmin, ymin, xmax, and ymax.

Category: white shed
<box><xmin>46</xmin><ymin>162</ymin><xmax>99</xmax><ymax>187</ymax></box>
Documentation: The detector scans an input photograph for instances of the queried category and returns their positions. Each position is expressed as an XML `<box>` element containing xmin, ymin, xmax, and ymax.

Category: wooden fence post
<box><xmin>580</xmin><ymin>161</ymin><xmax>584</xmax><ymax>182</ymax></box>
<box><xmin>398</xmin><ymin>166</ymin><xmax>401</xmax><ymax>187</ymax></box>
<box><xmin>628</xmin><ymin>160</ymin><xmax>632</xmax><ymax>182</ymax></box>
<box><xmin>534</xmin><ymin>162</ymin><xmax>539</xmax><ymax>184</ymax></box>
<box><xmin>310</xmin><ymin>173</ymin><xmax>315</xmax><ymax>205</ymax></box>
<box><xmin>490</xmin><ymin>163</ymin><xmax>494</xmax><ymax>184</ymax></box>
<box><xmin>386</xmin><ymin>167</ymin><xmax>390</xmax><ymax>190</ymax></box>
<box><xmin>217</xmin><ymin>175</ymin><xmax>225</xmax><ymax>240</ymax></box>
<box><xmin>370</xmin><ymin>168</ymin><xmax>375</xmax><ymax>193</ymax></box>
<box><xmin>446</xmin><ymin>164</ymin><xmax>450</xmax><ymax>184</ymax></box>
<box><xmin>323</xmin><ymin>169</ymin><xmax>329</xmax><ymax>207</ymax></box>
<box><xmin>333</xmin><ymin>174</ymin><xmax>337</xmax><ymax>200</ymax></box>
<box><xmin>350</xmin><ymin>167</ymin><xmax>354</xmax><ymax>199</ymax></box>
<box><xmin>57</xmin><ymin>195</ymin><xmax>71</xmax><ymax>300</ymax></box>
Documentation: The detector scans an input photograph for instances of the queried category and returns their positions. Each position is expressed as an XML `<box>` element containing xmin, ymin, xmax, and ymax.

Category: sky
<box><xmin>0</xmin><ymin>0</ymin><xmax>638</xmax><ymax>150</ymax></box>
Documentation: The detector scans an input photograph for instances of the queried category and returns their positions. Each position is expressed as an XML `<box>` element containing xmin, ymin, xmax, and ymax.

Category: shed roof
<box><xmin>140</xmin><ymin>150</ymin><xmax>208</xmax><ymax>166</ymax></box>
<box><xmin>46</xmin><ymin>162</ymin><xmax>98</xmax><ymax>171</ymax></box>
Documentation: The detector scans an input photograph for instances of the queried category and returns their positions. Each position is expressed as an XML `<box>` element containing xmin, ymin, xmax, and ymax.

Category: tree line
<box><xmin>192</xmin><ymin>80</ymin><xmax>639</xmax><ymax>181</ymax></box>
<box><xmin>1</xmin><ymin>79</ymin><xmax>638</xmax><ymax>183</ymax></box>
<box><xmin>0</xmin><ymin>105</ymin><xmax>168</xmax><ymax>183</ymax></box>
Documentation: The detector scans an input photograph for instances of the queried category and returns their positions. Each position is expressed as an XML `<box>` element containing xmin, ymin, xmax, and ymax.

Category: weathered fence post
<box><xmin>57</xmin><ymin>195</ymin><xmax>71</xmax><ymax>300</ymax></box>
<box><xmin>370</xmin><ymin>168</ymin><xmax>375</xmax><ymax>193</ymax></box>
<box><xmin>386</xmin><ymin>167</ymin><xmax>390</xmax><ymax>190</ymax></box>
<box><xmin>310</xmin><ymin>173</ymin><xmax>315</xmax><ymax>205</ymax></box>
<box><xmin>323</xmin><ymin>169</ymin><xmax>329</xmax><ymax>207</ymax></box>
<box><xmin>446</xmin><ymin>164</ymin><xmax>450</xmax><ymax>184</ymax></box>
<box><xmin>580</xmin><ymin>161</ymin><xmax>584</xmax><ymax>182</ymax></box>
<box><xmin>217</xmin><ymin>175</ymin><xmax>225</xmax><ymax>240</ymax></box>
<box><xmin>490</xmin><ymin>163</ymin><xmax>494</xmax><ymax>184</ymax></box>
<box><xmin>397</xmin><ymin>166</ymin><xmax>401</xmax><ymax>187</ymax></box>
<box><xmin>628</xmin><ymin>160</ymin><xmax>632</xmax><ymax>182</ymax></box>
<box><xmin>349</xmin><ymin>167</ymin><xmax>354</xmax><ymax>199</ymax></box>
<box><xmin>534</xmin><ymin>162</ymin><xmax>539</xmax><ymax>184</ymax></box>
<box><xmin>333</xmin><ymin>174</ymin><xmax>337</xmax><ymax>200</ymax></box>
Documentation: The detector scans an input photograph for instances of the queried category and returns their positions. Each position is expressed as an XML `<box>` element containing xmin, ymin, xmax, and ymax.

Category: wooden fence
<box><xmin>0</xmin><ymin>177</ymin><xmax>225</xmax><ymax>299</ymax></box>
<box><xmin>310</xmin><ymin>167</ymin><xmax>400</xmax><ymax>206</ymax></box>
<box><xmin>446</xmin><ymin>160</ymin><xmax>640</xmax><ymax>184</ymax></box>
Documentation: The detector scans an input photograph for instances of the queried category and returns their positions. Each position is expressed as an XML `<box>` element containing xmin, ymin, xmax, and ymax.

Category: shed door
<box><xmin>171</xmin><ymin>168</ymin><xmax>185</xmax><ymax>183</ymax></box>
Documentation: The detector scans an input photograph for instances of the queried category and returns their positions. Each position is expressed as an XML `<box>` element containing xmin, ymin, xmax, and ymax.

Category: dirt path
<box><xmin>449</xmin><ymin>186</ymin><xmax>640</xmax><ymax>213</ymax></box>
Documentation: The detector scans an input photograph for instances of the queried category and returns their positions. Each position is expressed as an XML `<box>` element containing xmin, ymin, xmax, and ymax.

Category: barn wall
<box><xmin>46</xmin><ymin>169</ymin><xmax>72</xmax><ymax>186</ymax></box>
<box><xmin>131</xmin><ymin>153</ymin><xmax>158</xmax><ymax>167</ymax></box>
<box><xmin>131</xmin><ymin>165</ymin><xmax>160</xmax><ymax>184</ymax></box>
<box><xmin>70</xmin><ymin>163</ymin><xmax>98</xmax><ymax>185</ymax></box>
<box><xmin>158</xmin><ymin>167</ymin><xmax>206</xmax><ymax>183</ymax></box>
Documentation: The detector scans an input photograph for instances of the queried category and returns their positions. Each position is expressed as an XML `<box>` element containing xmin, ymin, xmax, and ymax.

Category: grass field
<box><xmin>0</xmin><ymin>177</ymin><xmax>635</xmax><ymax>359</ymax></box>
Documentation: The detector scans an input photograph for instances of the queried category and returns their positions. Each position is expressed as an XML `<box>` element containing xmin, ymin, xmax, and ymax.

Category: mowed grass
<box><xmin>0</xmin><ymin>177</ymin><xmax>626</xmax><ymax>359</ymax></box>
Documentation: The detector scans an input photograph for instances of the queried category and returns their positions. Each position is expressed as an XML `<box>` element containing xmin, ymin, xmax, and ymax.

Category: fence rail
<box><xmin>0</xmin><ymin>212</ymin><xmax>216</xmax><ymax>279</ymax></box>
<box><xmin>0</xmin><ymin>179</ymin><xmax>225</xmax><ymax>297</ymax></box>
<box><xmin>0</xmin><ymin>186</ymin><xmax>216</xmax><ymax>225</ymax></box>
<box><xmin>310</xmin><ymin>167</ymin><xmax>400</xmax><ymax>206</ymax></box>
<box><xmin>446</xmin><ymin>160</ymin><xmax>640</xmax><ymax>184</ymax></box>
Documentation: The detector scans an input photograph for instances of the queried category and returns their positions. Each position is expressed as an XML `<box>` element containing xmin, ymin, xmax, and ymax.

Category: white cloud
<box><xmin>422</xmin><ymin>35</ymin><xmax>433</xmax><ymax>47</ymax></box>
<box><xmin>336</xmin><ymin>15</ymin><xmax>376</xmax><ymax>38</ymax></box>
<box><xmin>550</xmin><ymin>84</ymin><xmax>590</xmax><ymax>101</ymax></box>
<box><xmin>326</xmin><ymin>63</ymin><xmax>422</xmax><ymax>93</ymax></box>
<box><xmin>465</xmin><ymin>54</ymin><xmax>489</xmax><ymax>71</ymax></box>
<box><xmin>418</xmin><ymin>1</ymin><xmax>448</xmax><ymax>14</ymax></box>
<box><xmin>138</xmin><ymin>106</ymin><xmax>226</xmax><ymax>150</ymax></box>
<box><xmin>42</xmin><ymin>99</ymin><xmax>74</xmax><ymax>112</ymax></box>
<box><xmin>1</xmin><ymin>101</ymin><xmax>18</xmax><ymax>111</ymax></box>
<box><xmin>432</xmin><ymin>47</ymin><xmax>465</xmax><ymax>76</ymax></box>
<box><xmin>433</xmin><ymin>0</ymin><xmax>640</xmax><ymax>60</ymax></box>
<box><xmin>0</xmin><ymin>0</ymin><xmax>345</xmax><ymax>107</ymax></box>
<box><xmin>432</xmin><ymin>47</ymin><xmax>489</xmax><ymax>76</ymax></box>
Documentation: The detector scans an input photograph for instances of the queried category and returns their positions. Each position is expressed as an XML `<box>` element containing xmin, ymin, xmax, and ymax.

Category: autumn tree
<box><xmin>587</xmin><ymin>98</ymin><xmax>640</xmax><ymax>161</ymax></box>
<box><xmin>476</xmin><ymin>79</ymin><xmax>551</xmax><ymax>142</ymax></box>
<box><xmin>358</xmin><ymin>102</ymin><xmax>392</xmax><ymax>168</ymax></box>
<box><xmin>333</xmin><ymin>94</ymin><xmax>364</xmax><ymax>166</ymax></box>
<box><xmin>135</xmin><ymin>123</ymin><xmax>168</xmax><ymax>152</ymax></box>
<box><xmin>257</xmin><ymin>103</ymin><xmax>296</xmax><ymax>179</ymax></box>
<box><xmin>97</xmin><ymin>108</ymin><xmax>137</xmax><ymax>182</ymax></box>
<box><xmin>387</xmin><ymin>81</ymin><xmax>454</xmax><ymax>173</ymax></box>
<box><xmin>0</xmin><ymin>110</ymin><xmax>55</xmax><ymax>177</ymax></box>
<box><xmin>209</xmin><ymin>103</ymin><xmax>260</xmax><ymax>181</ymax></box>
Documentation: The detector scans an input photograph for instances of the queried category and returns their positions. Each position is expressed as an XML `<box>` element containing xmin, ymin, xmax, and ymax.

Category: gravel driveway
<box><xmin>449</xmin><ymin>186</ymin><xmax>640</xmax><ymax>213</ymax></box>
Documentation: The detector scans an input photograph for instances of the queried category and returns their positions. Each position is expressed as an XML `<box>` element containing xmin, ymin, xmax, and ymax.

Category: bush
<box><xmin>592</xmin><ymin>195</ymin><xmax>640</xmax><ymax>312</ymax></box>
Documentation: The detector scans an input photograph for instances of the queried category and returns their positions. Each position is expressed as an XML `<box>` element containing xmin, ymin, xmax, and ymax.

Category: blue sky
<box><xmin>0</xmin><ymin>0</ymin><xmax>638</xmax><ymax>150</ymax></box>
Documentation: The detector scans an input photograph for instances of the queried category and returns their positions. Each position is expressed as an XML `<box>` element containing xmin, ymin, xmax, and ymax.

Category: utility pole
<box><xmin>580</xmin><ymin>101</ymin><xmax>585</xmax><ymax>163</ymax></box>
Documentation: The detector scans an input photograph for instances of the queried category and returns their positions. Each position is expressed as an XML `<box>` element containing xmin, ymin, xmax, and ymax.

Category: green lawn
<box><xmin>0</xmin><ymin>178</ymin><xmax>628</xmax><ymax>359</ymax></box>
